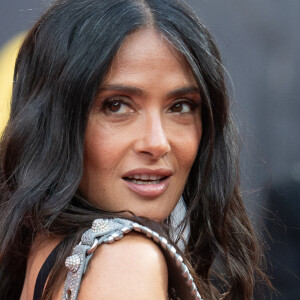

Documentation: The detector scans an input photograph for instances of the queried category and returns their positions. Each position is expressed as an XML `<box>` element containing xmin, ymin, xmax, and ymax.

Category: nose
<box><xmin>133</xmin><ymin>113</ymin><xmax>171</xmax><ymax>160</ymax></box>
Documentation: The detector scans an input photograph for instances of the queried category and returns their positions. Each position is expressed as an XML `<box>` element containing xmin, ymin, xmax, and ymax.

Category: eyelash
<box><xmin>168</xmin><ymin>100</ymin><xmax>199</xmax><ymax>113</ymax></box>
<box><xmin>101</xmin><ymin>96</ymin><xmax>133</xmax><ymax>115</ymax></box>
<box><xmin>101</xmin><ymin>96</ymin><xmax>199</xmax><ymax>116</ymax></box>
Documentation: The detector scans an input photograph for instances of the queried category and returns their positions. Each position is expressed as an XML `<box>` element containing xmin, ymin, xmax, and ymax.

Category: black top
<box><xmin>33</xmin><ymin>239</ymin><xmax>65</xmax><ymax>300</ymax></box>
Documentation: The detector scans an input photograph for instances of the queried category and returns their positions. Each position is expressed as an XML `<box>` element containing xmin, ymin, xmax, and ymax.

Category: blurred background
<box><xmin>0</xmin><ymin>0</ymin><xmax>299</xmax><ymax>298</ymax></box>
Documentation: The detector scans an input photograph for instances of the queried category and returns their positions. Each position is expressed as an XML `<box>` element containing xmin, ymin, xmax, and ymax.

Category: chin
<box><xmin>133</xmin><ymin>209</ymin><xmax>172</xmax><ymax>223</ymax></box>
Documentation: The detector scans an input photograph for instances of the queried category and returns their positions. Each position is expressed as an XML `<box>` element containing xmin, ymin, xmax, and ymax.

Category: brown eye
<box><xmin>102</xmin><ymin>97</ymin><xmax>134</xmax><ymax>115</ymax></box>
<box><xmin>171</xmin><ymin>103</ymin><xmax>184</xmax><ymax>113</ymax></box>
<box><xmin>107</xmin><ymin>100</ymin><xmax>122</xmax><ymax>112</ymax></box>
<box><xmin>169</xmin><ymin>101</ymin><xmax>193</xmax><ymax>113</ymax></box>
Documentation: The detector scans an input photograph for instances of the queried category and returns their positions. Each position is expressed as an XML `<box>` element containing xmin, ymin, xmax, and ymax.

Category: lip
<box><xmin>122</xmin><ymin>168</ymin><xmax>173</xmax><ymax>178</ymax></box>
<box><xmin>122</xmin><ymin>168</ymin><xmax>173</xmax><ymax>198</ymax></box>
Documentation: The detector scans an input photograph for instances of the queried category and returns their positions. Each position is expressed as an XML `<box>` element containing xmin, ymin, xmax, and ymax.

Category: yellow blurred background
<box><xmin>0</xmin><ymin>33</ymin><xmax>25</xmax><ymax>136</ymax></box>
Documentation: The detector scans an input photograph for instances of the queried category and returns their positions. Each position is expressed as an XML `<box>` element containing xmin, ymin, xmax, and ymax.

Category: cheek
<box><xmin>83</xmin><ymin>134</ymin><xmax>110</xmax><ymax>173</ymax></box>
<box><xmin>182</xmin><ymin>137</ymin><xmax>201</xmax><ymax>174</ymax></box>
<box><xmin>83</xmin><ymin>120</ymin><xmax>124</xmax><ymax>169</ymax></box>
<box><xmin>172</xmin><ymin>121</ymin><xmax>202</xmax><ymax>172</ymax></box>
<box><xmin>80</xmin><ymin>121</ymin><xmax>117</xmax><ymax>192</ymax></box>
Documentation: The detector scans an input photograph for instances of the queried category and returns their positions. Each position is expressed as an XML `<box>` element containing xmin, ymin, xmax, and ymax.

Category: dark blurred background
<box><xmin>0</xmin><ymin>0</ymin><xmax>299</xmax><ymax>298</ymax></box>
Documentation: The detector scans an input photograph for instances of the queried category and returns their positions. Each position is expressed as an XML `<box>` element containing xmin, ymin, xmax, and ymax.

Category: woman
<box><xmin>0</xmin><ymin>0</ymin><xmax>269</xmax><ymax>299</ymax></box>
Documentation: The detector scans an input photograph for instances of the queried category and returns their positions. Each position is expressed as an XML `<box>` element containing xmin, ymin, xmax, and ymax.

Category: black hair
<box><xmin>0</xmin><ymin>0</ymin><xmax>270</xmax><ymax>299</ymax></box>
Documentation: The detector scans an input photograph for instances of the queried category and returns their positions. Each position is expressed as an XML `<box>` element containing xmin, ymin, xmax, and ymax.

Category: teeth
<box><xmin>128</xmin><ymin>174</ymin><xmax>163</xmax><ymax>180</ymax></box>
<box><xmin>140</xmin><ymin>174</ymin><xmax>149</xmax><ymax>180</ymax></box>
<box><xmin>131</xmin><ymin>179</ymin><xmax>161</xmax><ymax>184</ymax></box>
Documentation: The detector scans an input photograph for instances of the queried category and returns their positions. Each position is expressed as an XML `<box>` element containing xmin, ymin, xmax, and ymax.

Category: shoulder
<box><xmin>21</xmin><ymin>234</ymin><xmax>64</xmax><ymax>300</ymax></box>
<box><xmin>77</xmin><ymin>232</ymin><xmax>168</xmax><ymax>300</ymax></box>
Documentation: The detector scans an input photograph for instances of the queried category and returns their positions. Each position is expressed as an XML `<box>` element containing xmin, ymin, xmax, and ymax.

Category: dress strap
<box><xmin>33</xmin><ymin>238</ymin><xmax>66</xmax><ymax>300</ymax></box>
<box><xmin>62</xmin><ymin>218</ymin><xmax>203</xmax><ymax>300</ymax></box>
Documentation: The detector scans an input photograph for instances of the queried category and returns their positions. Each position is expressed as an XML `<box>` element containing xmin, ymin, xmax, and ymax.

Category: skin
<box><xmin>20</xmin><ymin>235</ymin><xmax>62</xmax><ymax>300</ymax></box>
<box><xmin>21</xmin><ymin>233</ymin><xmax>169</xmax><ymax>300</ymax></box>
<box><xmin>79</xmin><ymin>27</ymin><xmax>202</xmax><ymax>222</ymax></box>
<box><xmin>21</xmin><ymin>27</ymin><xmax>202</xmax><ymax>299</ymax></box>
<box><xmin>76</xmin><ymin>233</ymin><xmax>169</xmax><ymax>300</ymax></box>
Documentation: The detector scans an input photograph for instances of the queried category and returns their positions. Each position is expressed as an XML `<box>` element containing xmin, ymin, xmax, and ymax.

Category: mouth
<box><xmin>123</xmin><ymin>174</ymin><xmax>168</xmax><ymax>185</ymax></box>
<box><xmin>122</xmin><ymin>169</ymin><xmax>173</xmax><ymax>198</ymax></box>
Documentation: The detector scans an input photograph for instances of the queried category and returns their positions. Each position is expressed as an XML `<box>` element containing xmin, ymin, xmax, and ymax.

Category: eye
<box><xmin>168</xmin><ymin>101</ymin><xmax>196</xmax><ymax>114</ymax></box>
<box><xmin>102</xmin><ymin>97</ymin><xmax>134</xmax><ymax>115</ymax></box>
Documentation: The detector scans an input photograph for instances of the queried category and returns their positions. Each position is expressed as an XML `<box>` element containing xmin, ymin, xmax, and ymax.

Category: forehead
<box><xmin>102</xmin><ymin>27</ymin><xmax>196</xmax><ymax>87</ymax></box>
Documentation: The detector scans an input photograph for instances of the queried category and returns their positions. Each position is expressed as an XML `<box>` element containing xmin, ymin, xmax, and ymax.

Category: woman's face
<box><xmin>79</xmin><ymin>28</ymin><xmax>202</xmax><ymax>222</ymax></box>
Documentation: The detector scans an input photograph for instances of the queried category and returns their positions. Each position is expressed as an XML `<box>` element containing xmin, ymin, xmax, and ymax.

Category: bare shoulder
<box><xmin>77</xmin><ymin>232</ymin><xmax>168</xmax><ymax>300</ymax></box>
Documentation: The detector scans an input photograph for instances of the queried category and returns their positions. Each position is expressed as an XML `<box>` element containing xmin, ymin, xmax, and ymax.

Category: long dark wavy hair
<box><xmin>0</xmin><ymin>0</ymin><xmax>270</xmax><ymax>299</ymax></box>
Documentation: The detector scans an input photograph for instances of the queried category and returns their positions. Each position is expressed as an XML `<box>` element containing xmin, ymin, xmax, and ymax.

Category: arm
<box><xmin>77</xmin><ymin>232</ymin><xmax>168</xmax><ymax>299</ymax></box>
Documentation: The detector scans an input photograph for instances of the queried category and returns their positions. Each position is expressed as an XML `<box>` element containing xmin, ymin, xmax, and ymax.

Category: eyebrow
<box><xmin>166</xmin><ymin>86</ymin><xmax>200</xmax><ymax>98</ymax></box>
<box><xmin>99</xmin><ymin>84</ymin><xmax>144</xmax><ymax>96</ymax></box>
<box><xmin>99</xmin><ymin>84</ymin><xmax>200</xmax><ymax>98</ymax></box>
